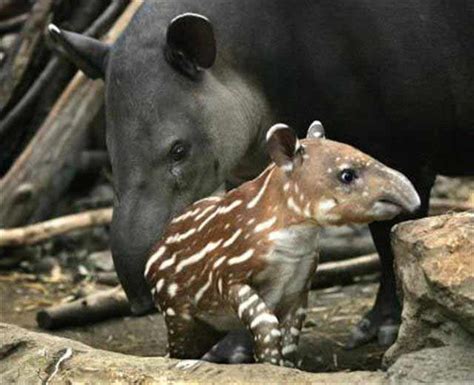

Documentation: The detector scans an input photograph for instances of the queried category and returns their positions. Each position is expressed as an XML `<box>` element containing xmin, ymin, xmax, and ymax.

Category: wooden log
<box><xmin>0</xmin><ymin>208</ymin><xmax>112</xmax><ymax>248</ymax></box>
<box><xmin>0</xmin><ymin>0</ymin><xmax>55</xmax><ymax>111</ymax></box>
<box><xmin>0</xmin><ymin>1</ymin><xmax>142</xmax><ymax>229</ymax></box>
<box><xmin>36</xmin><ymin>286</ymin><xmax>131</xmax><ymax>330</ymax></box>
<box><xmin>312</xmin><ymin>253</ymin><xmax>380</xmax><ymax>289</ymax></box>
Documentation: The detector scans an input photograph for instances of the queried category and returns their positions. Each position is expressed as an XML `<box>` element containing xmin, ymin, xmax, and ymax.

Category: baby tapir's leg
<box><xmin>201</xmin><ymin>329</ymin><xmax>254</xmax><ymax>364</ymax></box>
<box><xmin>164</xmin><ymin>305</ymin><xmax>224</xmax><ymax>359</ymax></box>
<box><xmin>228</xmin><ymin>285</ymin><xmax>284</xmax><ymax>366</ymax></box>
<box><xmin>279</xmin><ymin>294</ymin><xmax>308</xmax><ymax>367</ymax></box>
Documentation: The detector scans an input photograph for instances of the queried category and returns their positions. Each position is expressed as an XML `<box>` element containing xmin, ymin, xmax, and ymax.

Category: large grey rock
<box><xmin>384</xmin><ymin>212</ymin><xmax>474</xmax><ymax>366</ymax></box>
<box><xmin>387</xmin><ymin>346</ymin><xmax>474</xmax><ymax>384</ymax></box>
<box><xmin>0</xmin><ymin>323</ymin><xmax>386</xmax><ymax>384</ymax></box>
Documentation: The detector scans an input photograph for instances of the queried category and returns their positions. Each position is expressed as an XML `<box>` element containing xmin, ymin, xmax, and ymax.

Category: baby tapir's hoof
<box><xmin>201</xmin><ymin>329</ymin><xmax>255</xmax><ymax>364</ymax></box>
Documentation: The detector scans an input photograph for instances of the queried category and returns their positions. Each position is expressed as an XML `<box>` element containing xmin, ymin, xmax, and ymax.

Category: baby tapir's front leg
<box><xmin>228</xmin><ymin>285</ymin><xmax>285</xmax><ymax>366</ymax></box>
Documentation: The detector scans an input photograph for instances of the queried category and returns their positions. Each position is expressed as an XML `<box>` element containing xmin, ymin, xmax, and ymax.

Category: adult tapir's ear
<box><xmin>306</xmin><ymin>120</ymin><xmax>325</xmax><ymax>139</ymax></box>
<box><xmin>266</xmin><ymin>124</ymin><xmax>303</xmax><ymax>173</ymax></box>
<box><xmin>166</xmin><ymin>13</ymin><xmax>216</xmax><ymax>76</ymax></box>
<box><xmin>48</xmin><ymin>24</ymin><xmax>110</xmax><ymax>79</ymax></box>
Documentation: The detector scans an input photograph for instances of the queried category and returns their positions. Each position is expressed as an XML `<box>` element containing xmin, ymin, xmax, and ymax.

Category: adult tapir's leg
<box><xmin>346</xmin><ymin>172</ymin><xmax>435</xmax><ymax>348</ymax></box>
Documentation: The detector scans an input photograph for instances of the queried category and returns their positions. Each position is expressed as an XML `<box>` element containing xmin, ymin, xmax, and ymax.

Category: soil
<box><xmin>0</xmin><ymin>271</ymin><xmax>383</xmax><ymax>373</ymax></box>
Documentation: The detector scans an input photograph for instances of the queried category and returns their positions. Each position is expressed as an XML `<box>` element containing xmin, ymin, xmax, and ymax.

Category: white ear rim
<box><xmin>170</xmin><ymin>12</ymin><xmax>211</xmax><ymax>25</ymax></box>
<box><xmin>266</xmin><ymin>123</ymin><xmax>301</xmax><ymax>152</ymax></box>
<box><xmin>307</xmin><ymin>120</ymin><xmax>325</xmax><ymax>139</ymax></box>
<box><xmin>48</xmin><ymin>24</ymin><xmax>61</xmax><ymax>34</ymax></box>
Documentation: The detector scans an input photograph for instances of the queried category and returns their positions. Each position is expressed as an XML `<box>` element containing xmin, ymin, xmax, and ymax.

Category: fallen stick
<box><xmin>312</xmin><ymin>253</ymin><xmax>380</xmax><ymax>289</ymax></box>
<box><xmin>0</xmin><ymin>208</ymin><xmax>112</xmax><ymax>248</ymax></box>
<box><xmin>36</xmin><ymin>286</ymin><xmax>131</xmax><ymax>330</ymax></box>
<box><xmin>0</xmin><ymin>1</ymin><xmax>142</xmax><ymax>228</ymax></box>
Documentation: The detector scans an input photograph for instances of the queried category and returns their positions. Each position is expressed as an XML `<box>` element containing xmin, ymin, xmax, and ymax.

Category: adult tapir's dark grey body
<box><xmin>50</xmin><ymin>0</ymin><xmax>474</xmax><ymax>353</ymax></box>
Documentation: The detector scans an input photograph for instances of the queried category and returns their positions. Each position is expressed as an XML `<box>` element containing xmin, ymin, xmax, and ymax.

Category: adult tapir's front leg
<box><xmin>346</xmin><ymin>173</ymin><xmax>435</xmax><ymax>348</ymax></box>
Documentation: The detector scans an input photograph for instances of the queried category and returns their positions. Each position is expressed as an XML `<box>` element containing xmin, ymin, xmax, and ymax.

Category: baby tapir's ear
<box><xmin>266</xmin><ymin>124</ymin><xmax>302</xmax><ymax>173</ymax></box>
<box><xmin>306</xmin><ymin>120</ymin><xmax>325</xmax><ymax>139</ymax></box>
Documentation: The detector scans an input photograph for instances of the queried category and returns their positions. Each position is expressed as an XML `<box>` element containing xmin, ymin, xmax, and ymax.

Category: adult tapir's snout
<box><xmin>370</xmin><ymin>165</ymin><xmax>421</xmax><ymax>221</ymax></box>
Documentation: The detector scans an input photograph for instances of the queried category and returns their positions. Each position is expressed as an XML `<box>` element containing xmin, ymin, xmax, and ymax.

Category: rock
<box><xmin>0</xmin><ymin>323</ymin><xmax>387</xmax><ymax>384</ymax></box>
<box><xmin>88</xmin><ymin>250</ymin><xmax>114</xmax><ymax>271</ymax></box>
<box><xmin>387</xmin><ymin>346</ymin><xmax>474</xmax><ymax>383</ymax></box>
<box><xmin>384</xmin><ymin>212</ymin><xmax>474</xmax><ymax>366</ymax></box>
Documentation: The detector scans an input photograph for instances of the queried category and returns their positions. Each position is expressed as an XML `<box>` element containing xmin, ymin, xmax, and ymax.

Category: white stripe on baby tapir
<box><xmin>144</xmin><ymin>245</ymin><xmax>167</xmax><ymax>276</ymax></box>
<box><xmin>227</xmin><ymin>249</ymin><xmax>255</xmax><ymax>265</ymax></box>
<box><xmin>223</xmin><ymin>229</ymin><xmax>242</xmax><ymax>247</ymax></box>
<box><xmin>256</xmin><ymin>302</ymin><xmax>266</xmax><ymax>312</ymax></box>
<box><xmin>247</xmin><ymin>218</ymin><xmax>256</xmax><ymax>225</ymax></box>
<box><xmin>195</xmin><ymin>273</ymin><xmax>213</xmax><ymax>303</ymax></box>
<box><xmin>155</xmin><ymin>278</ymin><xmax>165</xmax><ymax>293</ymax></box>
<box><xmin>282</xmin><ymin>344</ymin><xmax>297</xmax><ymax>355</ymax></box>
<box><xmin>250</xmin><ymin>313</ymin><xmax>279</xmax><ymax>329</ymax></box>
<box><xmin>165</xmin><ymin>227</ymin><xmax>196</xmax><ymax>244</ymax></box>
<box><xmin>287</xmin><ymin>197</ymin><xmax>302</xmax><ymax>215</ymax></box>
<box><xmin>158</xmin><ymin>252</ymin><xmax>177</xmax><ymax>270</ymax></box>
<box><xmin>247</xmin><ymin>169</ymin><xmax>274</xmax><ymax>209</ymax></box>
<box><xmin>175</xmin><ymin>239</ymin><xmax>223</xmax><ymax>273</ymax></box>
<box><xmin>254</xmin><ymin>216</ymin><xmax>277</xmax><ymax>233</ymax></box>
<box><xmin>166</xmin><ymin>307</ymin><xmax>176</xmax><ymax>316</ymax></box>
<box><xmin>171</xmin><ymin>207</ymin><xmax>200</xmax><ymax>224</ymax></box>
<box><xmin>217</xmin><ymin>277</ymin><xmax>223</xmax><ymax>294</ymax></box>
<box><xmin>213</xmin><ymin>256</ymin><xmax>227</xmax><ymax>269</ymax></box>
<box><xmin>238</xmin><ymin>294</ymin><xmax>259</xmax><ymax>318</ymax></box>
<box><xmin>198</xmin><ymin>200</ymin><xmax>242</xmax><ymax>231</ymax></box>
<box><xmin>194</xmin><ymin>204</ymin><xmax>217</xmax><ymax>221</ymax></box>
<box><xmin>238</xmin><ymin>285</ymin><xmax>251</xmax><ymax>297</ymax></box>
<box><xmin>167</xmin><ymin>283</ymin><xmax>178</xmax><ymax>298</ymax></box>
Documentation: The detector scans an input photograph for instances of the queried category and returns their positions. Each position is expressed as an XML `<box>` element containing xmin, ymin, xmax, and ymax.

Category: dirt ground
<box><xmin>0</xmin><ymin>272</ymin><xmax>383</xmax><ymax>373</ymax></box>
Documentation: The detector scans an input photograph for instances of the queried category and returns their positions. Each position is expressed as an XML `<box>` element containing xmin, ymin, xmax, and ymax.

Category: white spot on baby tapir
<box><xmin>256</xmin><ymin>302</ymin><xmax>266</xmax><ymax>312</ymax></box>
<box><xmin>250</xmin><ymin>313</ymin><xmax>278</xmax><ymax>329</ymax></box>
<box><xmin>316</xmin><ymin>199</ymin><xmax>339</xmax><ymax>223</ymax></box>
<box><xmin>217</xmin><ymin>278</ymin><xmax>223</xmax><ymax>294</ymax></box>
<box><xmin>165</xmin><ymin>227</ymin><xmax>196</xmax><ymax>244</ymax></box>
<box><xmin>238</xmin><ymin>285</ymin><xmax>251</xmax><ymax>297</ymax></box>
<box><xmin>156</xmin><ymin>278</ymin><xmax>165</xmax><ymax>293</ymax></box>
<box><xmin>198</xmin><ymin>201</ymin><xmax>242</xmax><ymax>231</ymax></box>
<box><xmin>166</xmin><ymin>308</ymin><xmax>176</xmax><ymax>316</ymax></box>
<box><xmin>175</xmin><ymin>239</ymin><xmax>223</xmax><ymax>273</ymax></box>
<box><xmin>247</xmin><ymin>218</ymin><xmax>256</xmax><ymax>225</ymax></box>
<box><xmin>213</xmin><ymin>256</ymin><xmax>227</xmax><ymax>269</ymax></box>
<box><xmin>158</xmin><ymin>252</ymin><xmax>177</xmax><ymax>271</ymax></box>
<box><xmin>283</xmin><ymin>182</ymin><xmax>290</xmax><ymax>192</ymax></box>
<box><xmin>223</xmin><ymin>228</ymin><xmax>243</xmax><ymax>247</ymax></box>
<box><xmin>294</xmin><ymin>184</ymin><xmax>300</xmax><ymax>194</ymax></box>
<box><xmin>290</xmin><ymin>327</ymin><xmax>299</xmax><ymax>336</ymax></box>
<box><xmin>282</xmin><ymin>344</ymin><xmax>297</xmax><ymax>355</ymax></box>
<box><xmin>238</xmin><ymin>294</ymin><xmax>259</xmax><ymax>318</ymax></box>
<box><xmin>254</xmin><ymin>216</ymin><xmax>277</xmax><ymax>233</ymax></box>
<box><xmin>167</xmin><ymin>283</ymin><xmax>179</xmax><ymax>298</ymax></box>
<box><xmin>227</xmin><ymin>249</ymin><xmax>255</xmax><ymax>265</ymax></box>
<box><xmin>144</xmin><ymin>245</ymin><xmax>167</xmax><ymax>276</ymax></box>
<box><xmin>247</xmin><ymin>169</ymin><xmax>274</xmax><ymax>209</ymax></box>
<box><xmin>194</xmin><ymin>272</ymin><xmax>213</xmax><ymax>303</ymax></box>
<box><xmin>171</xmin><ymin>207</ymin><xmax>201</xmax><ymax>224</ymax></box>
<box><xmin>271</xmin><ymin>329</ymin><xmax>282</xmax><ymax>337</ymax></box>
<box><xmin>287</xmin><ymin>197</ymin><xmax>302</xmax><ymax>215</ymax></box>
<box><xmin>194</xmin><ymin>205</ymin><xmax>217</xmax><ymax>221</ymax></box>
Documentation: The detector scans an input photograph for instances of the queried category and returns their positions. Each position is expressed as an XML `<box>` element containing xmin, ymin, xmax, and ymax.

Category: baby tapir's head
<box><xmin>266</xmin><ymin>121</ymin><xmax>421</xmax><ymax>225</ymax></box>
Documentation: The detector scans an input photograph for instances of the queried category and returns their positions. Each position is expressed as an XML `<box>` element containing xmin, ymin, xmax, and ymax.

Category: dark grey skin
<box><xmin>49</xmin><ymin>0</ymin><xmax>474</xmax><ymax>358</ymax></box>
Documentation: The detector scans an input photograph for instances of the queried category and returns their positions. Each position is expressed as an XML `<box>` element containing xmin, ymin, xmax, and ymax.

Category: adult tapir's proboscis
<box><xmin>49</xmin><ymin>0</ymin><xmax>474</xmax><ymax>351</ymax></box>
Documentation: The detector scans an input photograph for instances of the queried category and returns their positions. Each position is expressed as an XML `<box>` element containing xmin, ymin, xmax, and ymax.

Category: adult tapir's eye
<box><xmin>170</xmin><ymin>141</ymin><xmax>188</xmax><ymax>162</ymax></box>
<box><xmin>339</xmin><ymin>168</ymin><xmax>357</xmax><ymax>184</ymax></box>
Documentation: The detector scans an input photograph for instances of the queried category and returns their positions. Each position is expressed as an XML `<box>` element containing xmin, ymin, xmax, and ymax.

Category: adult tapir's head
<box><xmin>49</xmin><ymin>9</ymin><xmax>267</xmax><ymax>314</ymax></box>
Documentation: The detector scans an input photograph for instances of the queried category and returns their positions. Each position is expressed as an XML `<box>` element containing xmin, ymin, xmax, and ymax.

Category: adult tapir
<box><xmin>49</xmin><ymin>0</ymin><xmax>474</xmax><ymax>354</ymax></box>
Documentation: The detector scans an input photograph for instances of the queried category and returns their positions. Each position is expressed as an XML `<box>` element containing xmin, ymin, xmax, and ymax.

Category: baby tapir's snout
<box><xmin>368</xmin><ymin>165</ymin><xmax>421</xmax><ymax>220</ymax></box>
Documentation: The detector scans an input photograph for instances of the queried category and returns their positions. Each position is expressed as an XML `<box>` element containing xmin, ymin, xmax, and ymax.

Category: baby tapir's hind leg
<box><xmin>228</xmin><ymin>284</ymin><xmax>285</xmax><ymax>366</ymax></box>
<box><xmin>164</xmin><ymin>306</ymin><xmax>224</xmax><ymax>359</ymax></box>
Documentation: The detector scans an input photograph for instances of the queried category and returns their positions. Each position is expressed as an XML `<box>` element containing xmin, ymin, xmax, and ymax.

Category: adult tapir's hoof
<box><xmin>345</xmin><ymin>317</ymin><xmax>400</xmax><ymax>349</ymax></box>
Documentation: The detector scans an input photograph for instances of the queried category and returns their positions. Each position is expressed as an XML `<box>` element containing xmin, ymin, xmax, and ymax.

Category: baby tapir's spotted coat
<box><xmin>145</xmin><ymin>121</ymin><xmax>420</xmax><ymax>367</ymax></box>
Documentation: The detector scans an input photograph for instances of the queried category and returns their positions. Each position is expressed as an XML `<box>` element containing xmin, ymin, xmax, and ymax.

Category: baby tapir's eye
<box><xmin>170</xmin><ymin>141</ymin><xmax>189</xmax><ymax>162</ymax></box>
<box><xmin>339</xmin><ymin>168</ymin><xmax>358</xmax><ymax>184</ymax></box>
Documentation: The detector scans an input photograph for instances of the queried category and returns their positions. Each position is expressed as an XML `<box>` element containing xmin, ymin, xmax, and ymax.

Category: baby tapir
<box><xmin>144</xmin><ymin>121</ymin><xmax>420</xmax><ymax>366</ymax></box>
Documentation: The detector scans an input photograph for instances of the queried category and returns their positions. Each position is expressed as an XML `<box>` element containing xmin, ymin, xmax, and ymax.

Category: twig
<box><xmin>0</xmin><ymin>13</ymin><xmax>28</xmax><ymax>33</ymax></box>
<box><xmin>43</xmin><ymin>347</ymin><xmax>73</xmax><ymax>385</ymax></box>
